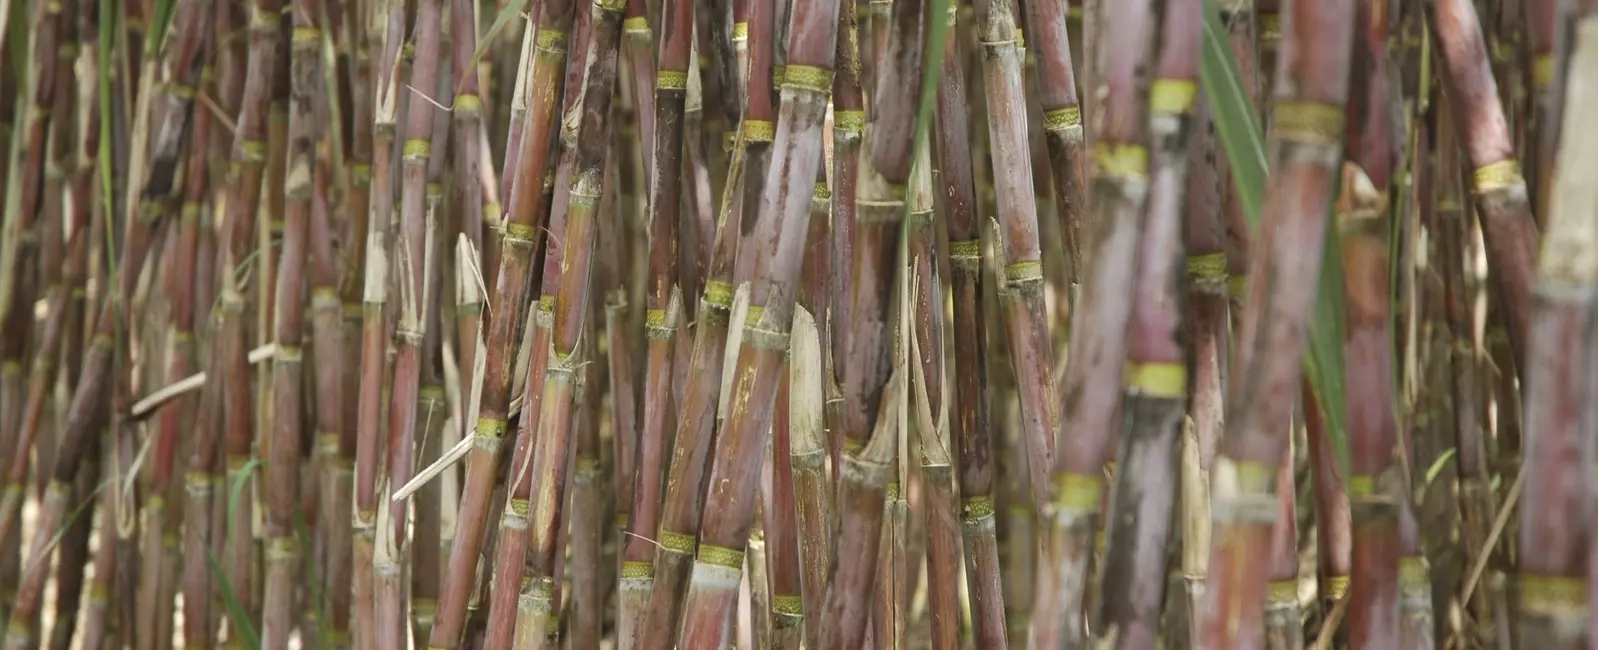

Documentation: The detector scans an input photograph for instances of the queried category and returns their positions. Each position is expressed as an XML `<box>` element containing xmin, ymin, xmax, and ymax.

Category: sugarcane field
<box><xmin>0</xmin><ymin>0</ymin><xmax>1592</xmax><ymax>647</ymax></box>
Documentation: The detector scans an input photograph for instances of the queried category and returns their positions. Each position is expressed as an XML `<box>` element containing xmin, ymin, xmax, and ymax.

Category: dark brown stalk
<box><xmin>1096</xmin><ymin>2</ymin><xmax>1199</xmax><ymax>647</ymax></box>
<box><xmin>1513</xmin><ymin>8</ymin><xmax>1598</xmax><ymax>645</ymax></box>
<box><xmin>764</xmin><ymin>370</ymin><xmax>805</xmax><ymax>650</ymax></box>
<box><xmin>1341</xmin><ymin>0</ymin><xmax>1403</xmax><ymax>644</ymax></box>
<box><xmin>1024</xmin><ymin>0</ymin><xmax>1084</xmax><ymax>300</ymax></box>
<box><xmin>827</xmin><ymin>16</ymin><xmax>862</xmax><ymax>484</ymax></box>
<box><xmin>1428</xmin><ymin>0</ymin><xmax>1537</xmax><ymax>371</ymax></box>
<box><xmin>311</xmin><ymin>87</ymin><xmax>352</xmax><ymax>648</ymax></box>
<box><xmin>1198</xmin><ymin>2</ymin><xmax>1355</xmax><ymax>649</ymax></box>
<box><xmin>413</xmin><ymin>45</ymin><xmax>458</xmax><ymax>639</ymax></box>
<box><xmin>970</xmin><ymin>0</ymin><xmax>1054</xmax><ymax>516</ymax></box>
<box><xmin>46</xmin><ymin>438</ymin><xmax>97</xmax><ymax>650</ymax></box>
<box><xmin>428</xmin><ymin>0</ymin><xmax>576</xmax><ymax>639</ymax></box>
<box><xmin>450</xmin><ymin>0</ymin><xmax>489</xmax><ymax>421</ymax></box>
<box><xmin>0</xmin><ymin>0</ymin><xmax>65</xmax><ymax>547</ymax></box>
<box><xmin>933</xmin><ymin>10</ymin><xmax>1003</xmax><ymax>650</ymax></box>
<box><xmin>617</xmin><ymin>0</ymin><xmax>694</xmax><ymax>637</ymax></box>
<box><xmin>1032</xmin><ymin>0</ymin><xmax>1161</xmax><ymax>646</ymax></box>
<box><xmin>633</xmin><ymin>68</ymin><xmax>748</xmax><ymax>650</ymax></box>
<box><xmin>197</xmin><ymin>1</ymin><xmax>283</xmax><ymax>640</ymax></box>
<box><xmin>1432</xmin><ymin>91</ymin><xmax>1501</xmax><ymax>642</ymax></box>
<box><xmin>261</xmin><ymin>0</ymin><xmax>321</xmax><ymax>643</ymax></box>
<box><xmin>374</xmin><ymin>0</ymin><xmax>444</xmax><ymax>643</ymax></box>
<box><xmin>1525</xmin><ymin>0</ymin><xmax>1556</xmax><ymax>219</ymax></box>
<box><xmin>181</xmin><ymin>4</ymin><xmax>236</xmax><ymax>646</ymax></box>
<box><xmin>352</xmin><ymin>1</ymin><xmax>406</xmax><ymax>641</ymax></box>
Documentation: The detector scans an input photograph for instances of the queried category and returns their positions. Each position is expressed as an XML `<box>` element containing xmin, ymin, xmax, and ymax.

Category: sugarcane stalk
<box><xmin>1514</xmin><ymin>9</ymin><xmax>1598</xmax><ymax>646</ymax></box>
<box><xmin>428</xmin><ymin>0</ymin><xmax>577</xmax><ymax>640</ymax></box>
<box><xmin>616</xmin><ymin>0</ymin><xmax>692</xmax><ymax>636</ymax></box>
<box><xmin>1095</xmin><ymin>3</ymin><xmax>1199</xmax><ymax>647</ymax></box>
<box><xmin>1262</xmin><ymin>445</ymin><xmax>1302</xmax><ymax>650</ymax></box>
<box><xmin>863</xmin><ymin>5</ymin><xmax>924</xmax><ymax>637</ymax></box>
<box><xmin>1031</xmin><ymin>0</ymin><xmax>1161</xmax><ymax>646</ymax></box>
<box><xmin>0</xmin><ymin>0</ymin><xmax>66</xmax><ymax>547</ymax></box>
<box><xmin>674</xmin><ymin>3</ymin><xmax>842</xmax><ymax>641</ymax></box>
<box><xmin>411</xmin><ymin>57</ymin><xmax>456</xmax><ymax>639</ymax></box>
<box><xmin>634</xmin><ymin>63</ymin><xmax>748</xmax><ymax>650</ymax></box>
<box><xmin>482</xmin><ymin>9</ymin><xmax>590</xmax><ymax>650</ymax></box>
<box><xmin>144</xmin><ymin>25</ymin><xmax>210</xmax><ymax>650</ymax></box>
<box><xmin>451</xmin><ymin>0</ymin><xmax>490</xmax><ymax>420</ymax></box>
<box><xmin>1307</xmin><ymin>379</ymin><xmax>1351</xmax><ymax>627</ymax></box>
<box><xmin>517</xmin><ymin>0</ymin><xmax>627</xmax><ymax>641</ymax></box>
<box><xmin>1427</xmin><ymin>0</ymin><xmax>1536</xmax><ymax>371</ymax></box>
<box><xmin>1022</xmin><ymin>0</ymin><xmax>1084</xmax><ymax>301</ymax></box>
<box><xmin>569</xmin><ymin>269</ymin><xmax>609</xmax><ymax>650</ymax></box>
<box><xmin>5</xmin><ymin>0</ymin><xmax>213</xmax><ymax>639</ymax></box>
<box><xmin>1198</xmin><ymin>2</ymin><xmax>1356</xmax><ymax>648</ymax></box>
<box><xmin>1340</xmin><ymin>0</ymin><xmax>1404</xmax><ymax>643</ymax></box>
<box><xmin>818</xmin><ymin>0</ymin><xmax>919</xmax><ymax>637</ymax></box>
<box><xmin>260</xmin><ymin>0</ymin><xmax>321</xmax><ymax>644</ymax></box>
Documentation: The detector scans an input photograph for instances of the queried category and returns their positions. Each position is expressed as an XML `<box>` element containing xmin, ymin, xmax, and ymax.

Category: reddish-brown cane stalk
<box><xmin>1514</xmin><ymin>9</ymin><xmax>1598</xmax><ymax>646</ymax></box>
<box><xmin>1096</xmin><ymin>2</ymin><xmax>1200</xmax><ymax>647</ymax></box>
<box><xmin>517</xmin><ymin>3</ymin><xmax>628</xmax><ymax>643</ymax></box>
<box><xmin>1023</xmin><ymin>0</ymin><xmax>1085</xmax><ymax>300</ymax></box>
<box><xmin>1428</xmin><ymin>0</ymin><xmax>1537</xmax><ymax>371</ymax></box>
<box><xmin>901</xmin><ymin>152</ymin><xmax>960</xmax><ymax>650</ymax></box>
<box><xmin>1176</xmin><ymin>93</ymin><xmax>1227</xmax><ymax>650</ymax></box>
<box><xmin>970</xmin><ymin>0</ymin><xmax>1055</xmax><ymax>518</ymax></box>
<box><xmin>1198</xmin><ymin>2</ymin><xmax>1356</xmax><ymax>649</ymax></box>
<box><xmin>7</xmin><ymin>0</ymin><xmax>214</xmax><ymax>639</ymax></box>
<box><xmin>427</xmin><ymin>0</ymin><xmax>577</xmax><ymax>640</ymax></box>
<box><xmin>1308</xmin><ymin>376</ymin><xmax>1351</xmax><ymax>622</ymax></box>
<box><xmin>1032</xmin><ymin>0</ymin><xmax>1162</xmax><ymax>646</ymax></box>
<box><xmin>675</xmin><ymin>6</ymin><xmax>840</xmax><ymax>645</ymax></box>
<box><xmin>633</xmin><ymin>63</ymin><xmax>749</xmax><ymax>650</ymax></box>
<box><xmin>818</xmin><ymin>5</ymin><xmax>920</xmax><ymax>645</ymax></box>
<box><xmin>480</xmin><ymin>10</ymin><xmax>589</xmax><ymax>648</ymax></box>
<box><xmin>932</xmin><ymin>7</ymin><xmax>1005</xmax><ymax>649</ymax></box>
<box><xmin>451</xmin><ymin>0</ymin><xmax>490</xmax><ymax>418</ymax></box>
<box><xmin>1341</xmin><ymin>0</ymin><xmax>1403</xmax><ymax>643</ymax></box>
<box><xmin>260</xmin><ymin>1</ymin><xmax>322</xmax><ymax>644</ymax></box>
<box><xmin>146</xmin><ymin>27</ymin><xmax>210</xmax><ymax>650</ymax></box>
<box><xmin>352</xmin><ymin>0</ymin><xmax>407</xmax><ymax>643</ymax></box>
<box><xmin>617</xmin><ymin>0</ymin><xmax>694</xmax><ymax>638</ymax></box>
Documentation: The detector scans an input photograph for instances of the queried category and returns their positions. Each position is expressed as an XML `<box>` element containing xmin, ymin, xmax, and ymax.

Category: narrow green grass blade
<box><xmin>1199</xmin><ymin>1</ymin><xmax>1266</xmax><ymax>226</ymax></box>
<box><xmin>206</xmin><ymin>546</ymin><xmax>262</xmax><ymax>650</ymax></box>
<box><xmin>1200</xmin><ymin>0</ymin><xmax>1350</xmax><ymax>475</ymax></box>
